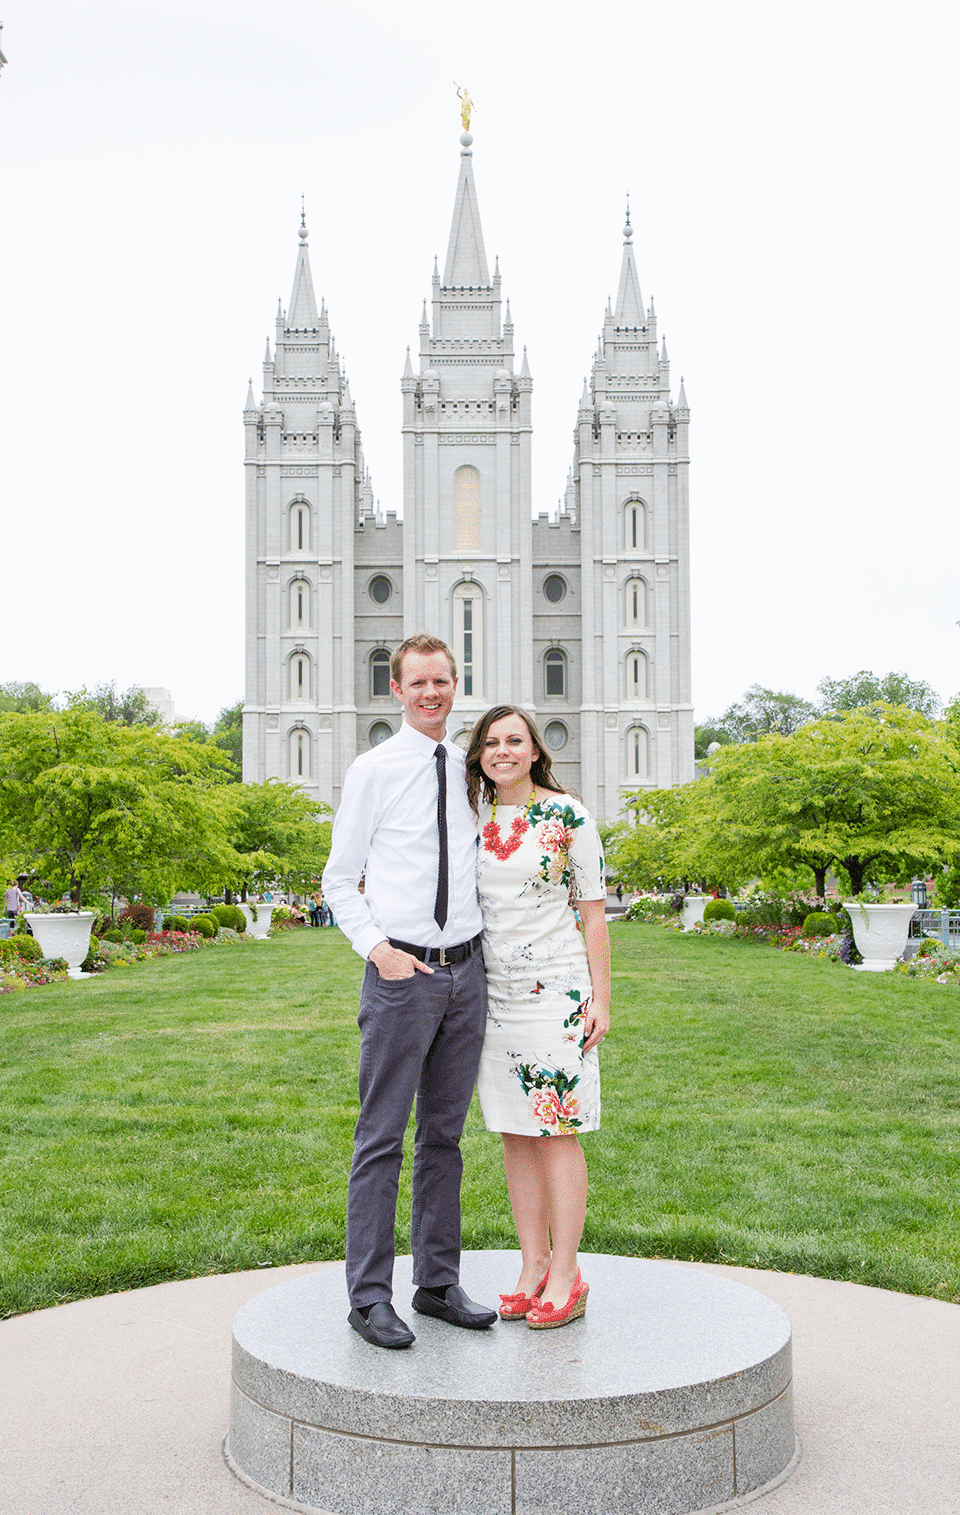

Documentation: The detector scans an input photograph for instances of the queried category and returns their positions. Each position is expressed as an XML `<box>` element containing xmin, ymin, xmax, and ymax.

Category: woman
<box><xmin>465</xmin><ymin>706</ymin><xmax>610</xmax><ymax>1329</ymax></box>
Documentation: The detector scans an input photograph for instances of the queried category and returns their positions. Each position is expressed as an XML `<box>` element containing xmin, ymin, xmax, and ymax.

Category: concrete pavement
<box><xmin>1</xmin><ymin>1259</ymin><xmax>958</xmax><ymax>1514</ymax></box>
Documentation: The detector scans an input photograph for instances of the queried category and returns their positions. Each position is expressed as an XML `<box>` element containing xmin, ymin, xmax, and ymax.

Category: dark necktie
<box><xmin>434</xmin><ymin>744</ymin><xmax>448</xmax><ymax>929</ymax></box>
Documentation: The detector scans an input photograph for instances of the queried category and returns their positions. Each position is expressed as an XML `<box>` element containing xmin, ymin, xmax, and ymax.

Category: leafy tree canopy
<box><xmin>0</xmin><ymin>709</ymin><xmax>237</xmax><ymax>906</ymax></box>
<box><xmin>225</xmin><ymin>780</ymin><xmax>332</xmax><ymax>898</ymax></box>
<box><xmin>817</xmin><ymin>670</ymin><xmax>941</xmax><ymax>720</ymax></box>
<box><xmin>695</xmin><ymin>686</ymin><xmax>817</xmax><ymax>756</ymax></box>
<box><xmin>211</xmin><ymin>700</ymin><xmax>243</xmax><ymax>779</ymax></box>
<box><xmin>0</xmin><ymin>681</ymin><xmax>56</xmax><ymax>714</ymax></box>
<box><xmin>672</xmin><ymin>706</ymin><xmax>960</xmax><ymax>897</ymax></box>
<box><xmin>65</xmin><ymin>682</ymin><xmax>160</xmax><ymax>726</ymax></box>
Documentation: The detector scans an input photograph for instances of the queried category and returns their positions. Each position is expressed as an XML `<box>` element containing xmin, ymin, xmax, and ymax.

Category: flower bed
<box><xmin>894</xmin><ymin>940</ymin><xmax>960</xmax><ymax>985</ymax></box>
<box><xmin>0</xmin><ymin>922</ymin><xmax>256</xmax><ymax>993</ymax></box>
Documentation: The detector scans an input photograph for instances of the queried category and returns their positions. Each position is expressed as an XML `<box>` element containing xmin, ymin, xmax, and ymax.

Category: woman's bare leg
<box><xmin>501</xmin><ymin>1133</ymin><xmax>552</xmax><ymax>1295</ymax></box>
<box><xmin>535</xmin><ymin>1134</ymin><xmax>587</xmax><ymax>1309</ymax></box>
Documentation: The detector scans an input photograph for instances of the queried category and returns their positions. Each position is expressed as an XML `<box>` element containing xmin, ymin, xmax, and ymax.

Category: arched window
<box><xmin>626</xmin><ymin>649</ymin><xmax>650</xmax><ymax>700</ymax></box>
<box><xmin>626</xmin><ymin>725</ymin><xmax>649</xmax><ymax>781</ymax></box>
<box><xmin>454</xmin><ymin>465</ymin><xmax>481</xmax><ymax>552</ymax></box>
<box><xmin>625</xmin><ymin>576</ymin><xmax>647</xmax><ymax>629</ymax></box>
<box><xmin>452</xmin><ymin>581</ymin><xmax>483</xmax><ymax>698</ymax></box>
<box><xmin>370</xmin><ymin>649</ymin><xmax>391</xmax><ymax>699</ymax></box>
<box><xmin>624</xmin><ymin>498</ymin><xmax>647</xmax><ymax>553</ymax></box>
<box><xmin>289</xmin><ymin>578</ymin><xmax>311</xmax><ymax>631</ymax></box>
<box><xmin>289</xmin><ymin>499</ymin><xmax>311</xmax><ymax>553</ymax></box>
<box><xmin>289</xmin><ymin>651</ymin><xmax>311</xmax><ymax>702</ymax></box>
<box><xmin>289</xmin><ymin>727</ymin><xmax>310</xmax><ymax>780</ymax></box>
<box><xmin>544</xmin><ymin>647</ymin><xmax>567</xmax><ymax>698</ymax></box>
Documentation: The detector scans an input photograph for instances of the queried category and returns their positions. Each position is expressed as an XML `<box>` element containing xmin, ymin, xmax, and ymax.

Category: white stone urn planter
<box><xmin>24</xmin><ymin>911</ymin><xmax>96</xmax><ymax>979</ymax></box>
<box><xmin>240</xmin><ymin>903</ymin><xmax>275</xmax><ymax>940</ymax></box>
<box><xmin>680</xmin><ymin>896</ymin><xmax>709</xmax><ymax>931</ymax></box>
<box><xmin>849</xmin><ymin>901</ymin><xmax>917</xmax><ymax>972</ymax></box>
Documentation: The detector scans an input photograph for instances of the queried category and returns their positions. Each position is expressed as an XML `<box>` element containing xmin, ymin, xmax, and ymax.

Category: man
<box><xmin>322</xmin><ymin>633</ymin><xmax>495</xmax><ymax>1349</ymax></box>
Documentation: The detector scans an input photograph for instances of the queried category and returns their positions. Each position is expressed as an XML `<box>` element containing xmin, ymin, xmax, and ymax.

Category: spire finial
<box><xmin>623</xmin><ymin>193</ymin><xmax>632</xmax><ymax>242</ymax></box>
<box><xmin>299</xmin><ymin>195</ymin><xmax>308</xmax><ymax>242</ymax></box>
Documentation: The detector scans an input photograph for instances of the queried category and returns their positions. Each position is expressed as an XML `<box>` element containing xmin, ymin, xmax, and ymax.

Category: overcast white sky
<box><xmin>1</xmin><ymin>0</ymin><xmax>957</xmax><ymax>727</ymax></box>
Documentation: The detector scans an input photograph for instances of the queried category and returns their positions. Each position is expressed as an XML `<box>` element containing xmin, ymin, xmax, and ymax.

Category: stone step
<box><xmin>228</xmin><ymin>1251</ymin><xmax>797</xmax><ymax>1515</ymax></box>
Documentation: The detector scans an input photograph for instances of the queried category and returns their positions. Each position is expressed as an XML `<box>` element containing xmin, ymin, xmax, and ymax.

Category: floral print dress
<box><xmin>475</xmin><ymin>794</ymin><xmax>605</xmax><ymax>1137</ymax></box>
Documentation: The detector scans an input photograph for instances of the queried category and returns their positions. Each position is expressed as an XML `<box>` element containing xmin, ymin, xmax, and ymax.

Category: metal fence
<box><xmin>910</xmin><ymin>909</ymin><xmax>960</xmax><ymax>947</ymax></box>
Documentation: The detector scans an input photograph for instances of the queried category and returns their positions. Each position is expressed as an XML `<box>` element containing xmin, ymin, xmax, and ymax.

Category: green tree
<box><xmin>689</xmin><ymin>705</ymin><xmax>960</xmax><ymax>896</ymax></box>
<box><xmin>0</xmin><ymin>709</ymin><xmax>237</xmax><ymax>906</ymax></box>
<box><xmin>66</xmin><ymin>682</ymin><xmax>160</xmax><ymax>726</ymax></box>
<box><xmin>211</xmin><ymin>700</ymin><xmax>243</xmax><ymax>779</ymax></box>
<box><xmin>817</xmin><ymin>670</ymin><xmax>941</xmax><ymax>719</ymax></box>
<box><xmin>0</xmin><ymin>682</ymin><xmax>56</xmax><ymax>713</ymax></box>
<box><xmin>226</xmin><ymin>781</ymin><xmax>332</xmax><ymax>900</ymax></box>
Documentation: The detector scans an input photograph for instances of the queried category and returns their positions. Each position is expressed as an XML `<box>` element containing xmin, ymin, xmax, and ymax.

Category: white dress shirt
<box><xmin>322</xmin><ymin>720</ymin><xmax>482</xmax><ymax>961</ymax></box>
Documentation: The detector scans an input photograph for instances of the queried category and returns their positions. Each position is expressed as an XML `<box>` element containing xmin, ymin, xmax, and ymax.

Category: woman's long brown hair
<box><xmin>465</xmin><ymin>705</ymin><xmax>568</xmax><ymax>814</ymax></box>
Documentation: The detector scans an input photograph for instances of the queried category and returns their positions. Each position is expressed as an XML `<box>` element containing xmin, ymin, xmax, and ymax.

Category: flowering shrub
<box><xmin>894</xmin><ymin>940</ymin><xmax>960</xmax><ymax>985</ymax></box>
<box><xmin>625</xmin><ymin>894</ymin><xmax>677</xmax><ymax>925</ymax></box>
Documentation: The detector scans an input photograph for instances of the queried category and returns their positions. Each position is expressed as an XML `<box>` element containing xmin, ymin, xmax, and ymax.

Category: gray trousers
<box><xmin>345</xmin><ymin>949</ymin><xmax>487</xmax><ymax>1307</ymax></box>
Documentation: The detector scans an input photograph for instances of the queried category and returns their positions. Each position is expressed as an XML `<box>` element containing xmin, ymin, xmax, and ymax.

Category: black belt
<box><xmin>388</xmin><ymin>932</ymin><xmax>482</xmax><ymax>966</ymax></box>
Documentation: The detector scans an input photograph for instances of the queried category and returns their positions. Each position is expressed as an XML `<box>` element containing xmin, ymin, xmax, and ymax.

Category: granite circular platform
<box><xmin>227</xmin><ymin>1251</ymin><xmax>798</xmax><ymax>1515</ymax></box>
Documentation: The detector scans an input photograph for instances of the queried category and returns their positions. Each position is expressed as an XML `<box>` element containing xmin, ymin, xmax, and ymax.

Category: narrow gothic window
<box><xmin>290</xmin><ymin>654</ymin><xmax>310</xmax><ymax>702</ymax></box>
<box><xmin>625</xmin><ymin>499</ymin><xmax>647</xmax><ymax>552</ymax></box>
<box><xmin>454</xmin><ymin>465</ymin><xmax>481</xmax><ymax>552</ymax></box>
<box><xmin>626</xmin><ymin>725</ymin><xmax>649</xmax><ymax>780</ymax></box>
<box><xmin>289</xmin><ymin>728</ymin><xmax>310</xmax><ymax>779</ymax></box>
<box><xmin>452</xmin><ymin>582</ymin><xmax>483</xmax><ymax>698</ymax></box>
<box><xmin>625</xmin><ymin>577</ymin><xmax>647</xmax><ymax>628</ymax></box>
<box><xmin>370</xmin><ymin>649</ymin><xmax>390</xmax><ymax>698</ymax></box>
<box><xmin>290</xmin><ymin>579</ymin><xmax>310</xmax><ymax>630</ymax></box>
<box><xmin>627</xmin><ymin>650</ymin><xmax>650</xmax><ymax>700</ymax></box>
<box><xmin>290</xmin><ymin>501</ymin><xmax>311</xmax><ymax>552</ymax></box>
<box><xmin>545</xmin><ymin>648</ymin><xmax>566</xmax><ymax>698</ymax></box>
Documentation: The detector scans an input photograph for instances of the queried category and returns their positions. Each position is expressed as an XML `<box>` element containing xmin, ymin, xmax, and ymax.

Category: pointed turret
<box><xmin>443</xmin><ymin>135</ymin><xmax>490</xmax><ymax>286</ymax></box>
<box><xmin>264</xmin><ymin>336</ymin><xmax>271</xmax><ymax>362</ymax></box>
<box><xmin>403</xmin><ymin>347</ymin><xmax>414</xmax><ymax>378</ymax></box>
<box><xmin>520</xmin><ymin>346</ymin><xmax>531</xmax><ymax>379</ymax></box>
<box><xmin>614</xmin><ymin>206</ymin><xmax>644</xmax><ymax>327</ymax></box>
<box><xmin>244</xmin><ymin>378</ymin><xmax>256</xmax><ymax>410</ymax></box>
<box><xmin>288</xmin><ymin>212</ymin><xmax>319</xmax><ymax>328</ymax></box>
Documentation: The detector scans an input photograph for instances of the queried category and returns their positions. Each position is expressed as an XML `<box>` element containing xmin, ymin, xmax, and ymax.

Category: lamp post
<box><xmin>911</xmin><ymin>878</ymin><xmax>928</xmax><ymax>909</ymax></box>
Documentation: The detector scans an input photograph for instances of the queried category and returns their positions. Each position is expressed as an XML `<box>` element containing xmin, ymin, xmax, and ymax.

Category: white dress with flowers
<box><xmin>475</xmin><ymin>794</ymin><xmax>605</xmax><ymax>1137</ymax></box>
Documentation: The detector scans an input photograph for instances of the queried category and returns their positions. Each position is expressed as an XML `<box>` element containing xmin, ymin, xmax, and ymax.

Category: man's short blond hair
<box><xmin>390</xmin><ymin>634</ymin><xmax>457</xmax><ymax>685</ymax></box>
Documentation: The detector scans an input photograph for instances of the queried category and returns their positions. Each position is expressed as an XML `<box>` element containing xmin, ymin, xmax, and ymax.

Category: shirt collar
<box><xmin>399</xmin><ymin>719</ymin><xmax>450</xmax><ymax>757</ymax></box>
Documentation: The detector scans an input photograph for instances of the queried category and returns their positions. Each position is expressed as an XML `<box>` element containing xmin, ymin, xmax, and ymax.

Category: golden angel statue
<box><xmin>455</xmin><ymin>83</ymin><xmax>476</xmax><ymax>131</ymax></box>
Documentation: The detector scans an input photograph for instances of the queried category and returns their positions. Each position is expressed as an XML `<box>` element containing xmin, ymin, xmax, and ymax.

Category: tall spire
<box><xmin>442</xmin><ymin>133</ymin><xmax>490</xmax><ymax>287</ymax></box>
<box><xmin>614</xmin><ymin>199</ymin><xmax>644</xmax><ymax>327</ymax></box>
<box><xmin>288</xmin><ymin>207</ymin><xmax>319</xmax><ymax>327</ymax></box>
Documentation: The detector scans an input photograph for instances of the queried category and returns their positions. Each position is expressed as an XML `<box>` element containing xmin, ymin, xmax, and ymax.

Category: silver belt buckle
<box><xmin>438</xmin><ymin>946</ymin><xmax>449</xmax><ymax>966</ymax></box>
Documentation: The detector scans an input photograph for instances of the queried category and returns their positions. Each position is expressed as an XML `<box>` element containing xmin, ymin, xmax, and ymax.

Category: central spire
<box><xmin>614</xmin><ymin>199</ymin><xmax>644</xmax><ymax>327</ymax></box>
<box><xmin>288</xmin><ymin>207</ymin><xmax>319</xmax><ymax>327</ymax></box>
<box><xmin>442</xmin><ymin>133</ymin><xmax>490</xmax><ymax>287</ymax></box>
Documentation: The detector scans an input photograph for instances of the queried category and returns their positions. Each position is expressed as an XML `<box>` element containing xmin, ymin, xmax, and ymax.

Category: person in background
<box><xmin>4</xmin><ymin>880</ymin><xmax>25</xmax><ymax>921</ymax></box>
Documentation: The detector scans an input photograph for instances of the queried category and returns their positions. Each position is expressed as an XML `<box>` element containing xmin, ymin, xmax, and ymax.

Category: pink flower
<box><xmin>529</xmin><ymin>1088</ymin><xmax>560</xmax><ymax>1127</ymax></box>
<box><xmin>536</xmin><ymin>819</ymin><xmax>569</xmax><ymax>854</ymax></box>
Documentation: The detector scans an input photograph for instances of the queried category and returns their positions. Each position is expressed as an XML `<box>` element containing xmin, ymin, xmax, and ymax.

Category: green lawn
<box><xmin>1</xmin><ymin>926</ymin><xmax>957</xmax><ymax>1318</ymax></box>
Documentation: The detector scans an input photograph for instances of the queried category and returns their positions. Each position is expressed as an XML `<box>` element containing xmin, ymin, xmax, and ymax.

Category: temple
<box><xmin>242</xmin><ymin>133</ymin><xmax>694</xmax><ymax>817</ymax></box>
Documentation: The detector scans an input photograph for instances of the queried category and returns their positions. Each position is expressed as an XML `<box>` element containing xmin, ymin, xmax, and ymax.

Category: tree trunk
<box><xmin>813</xmin><ymin>865</ymin><xmax>827</xmax><ymax>898</ymax></box>
<box><xmin>240</xmin><ymin>882</ymin><xmax>248</xmax><ymax>902</ymax></box>
<box><xmin>224</xmin><ymin>886</ymin><xmax>233</xmax><ymax>905</ymax></box>
<box><xmin>843</xmin><ymin>857</ymin><xmax>866</xmax><ymax>895</ymax></box>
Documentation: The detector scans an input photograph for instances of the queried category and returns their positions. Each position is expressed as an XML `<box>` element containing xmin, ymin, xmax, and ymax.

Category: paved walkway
<box><xmin>1</xmin><ymin>1260</ymin><xmax>958</xmax><ymax>1514</ymax></box>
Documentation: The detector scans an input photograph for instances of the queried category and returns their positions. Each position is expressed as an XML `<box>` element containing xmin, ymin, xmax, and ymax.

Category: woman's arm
<box><xmin>577</xmin><ymin>897</ymin><xmax>610</xmax><ymax>1053</ymax></box>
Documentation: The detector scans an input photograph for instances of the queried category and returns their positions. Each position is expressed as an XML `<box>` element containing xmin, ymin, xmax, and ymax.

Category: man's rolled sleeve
<box><xmin>321</xmin><ymin>763</ymin><xmax>388</xmax><ymax>961</ymax></box>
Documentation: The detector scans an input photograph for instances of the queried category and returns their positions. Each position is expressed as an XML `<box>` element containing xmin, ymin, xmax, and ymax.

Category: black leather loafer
<box><xmin>412</xmin><ymin>1285</ymin><xmax>498</xmax><ymax>1329</ymax></box>
<box><xmin>348</xmin><ymin>1302</ymin><xmax>416</xmax><ymax>1349</ymax></box>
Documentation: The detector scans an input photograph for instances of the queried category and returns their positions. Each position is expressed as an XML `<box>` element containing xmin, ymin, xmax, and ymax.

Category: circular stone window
<box><xmin>544</xmin><ymin>721</ymin><xmax>568</xmax><ymax>751</ymax></box>
<box><xmin>543</xmin><ymin>574</ymin><xmax>567</xmax><ymax>604</ymax></box>
<box><xmin>369</xmin><ymin>575</ymin><xmax>393</xmax><ymax>605</ymax></box>
<box><xmin>369</xmin><ymin>721</ymin><xmax>393</xmax><ymax>747</ymax></box>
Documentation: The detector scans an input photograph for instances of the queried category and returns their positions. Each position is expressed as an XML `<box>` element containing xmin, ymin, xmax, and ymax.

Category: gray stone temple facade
<box><xmin>242</xmin><ymin>133</ymin><xmax>694</xmax><ymax>818</ymax></box>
